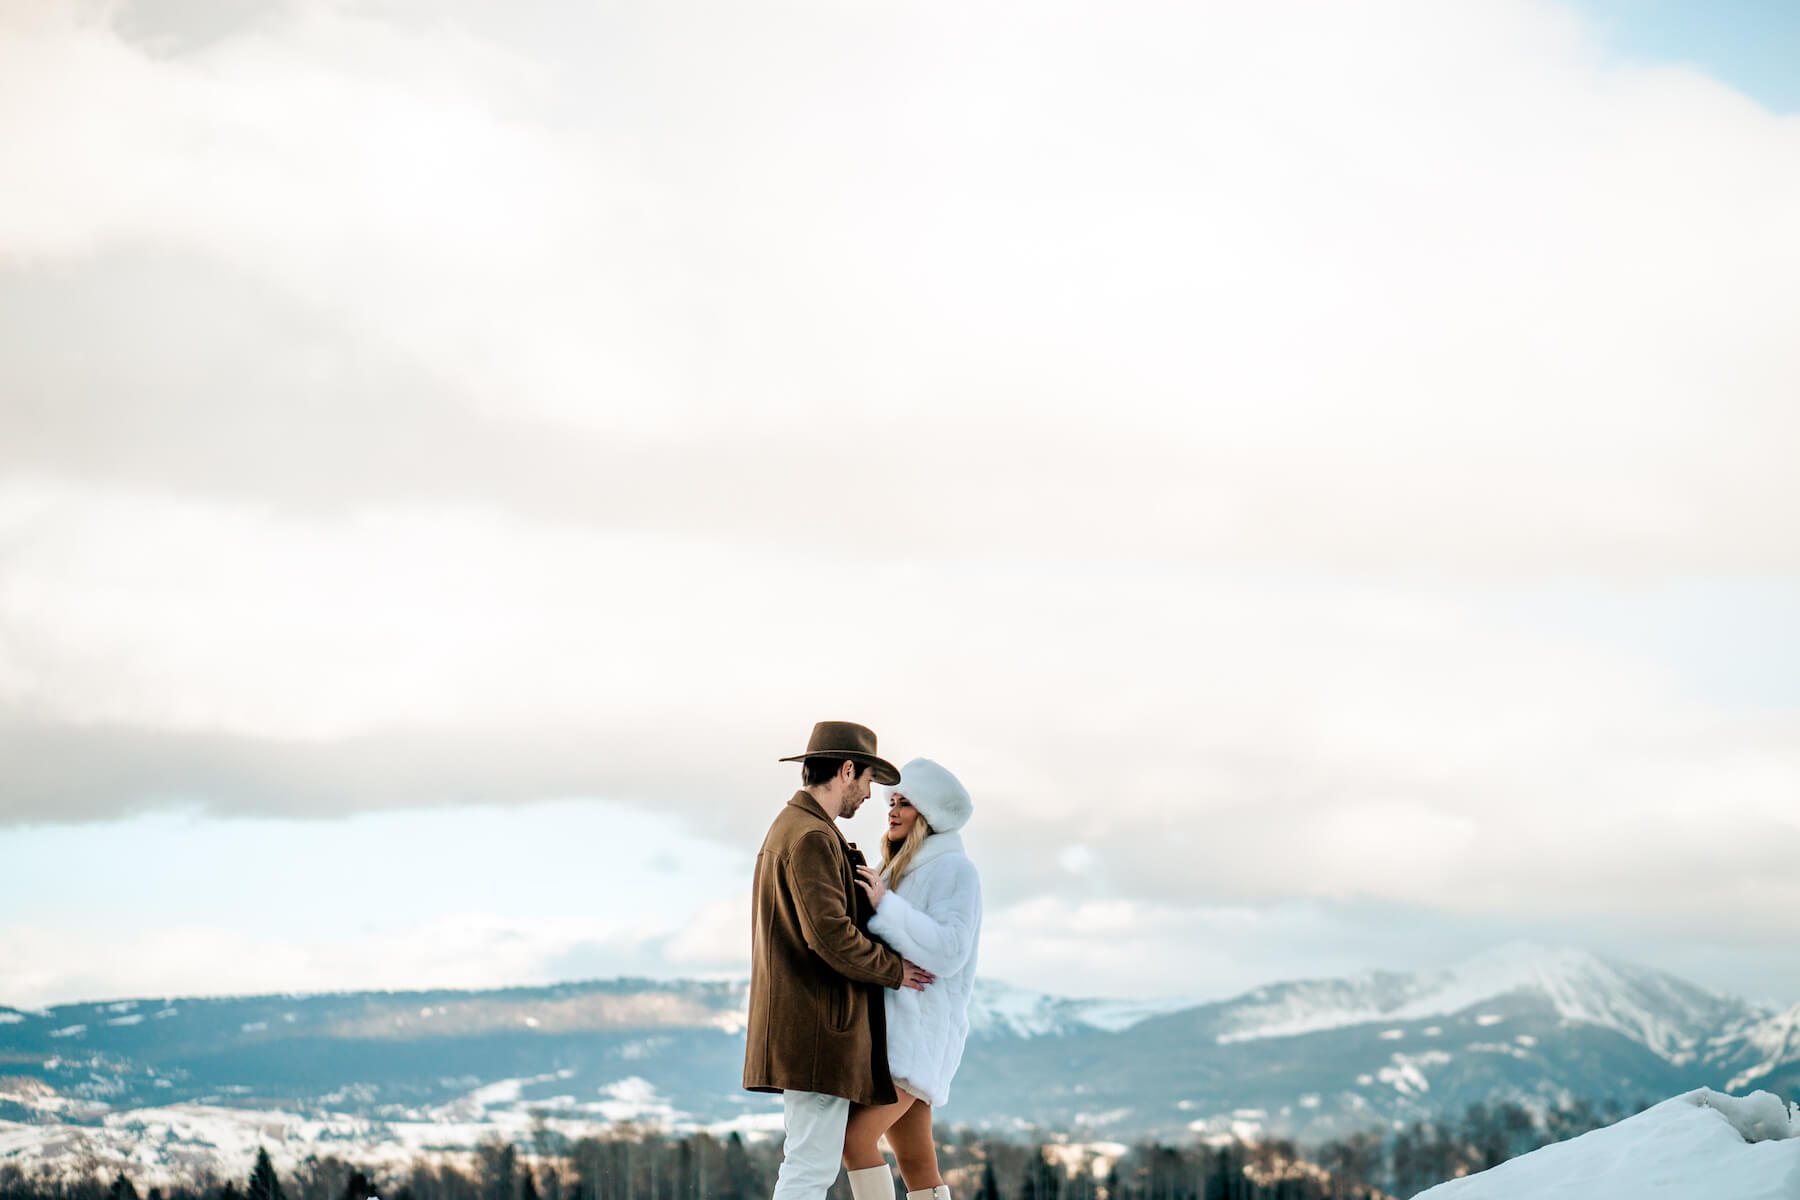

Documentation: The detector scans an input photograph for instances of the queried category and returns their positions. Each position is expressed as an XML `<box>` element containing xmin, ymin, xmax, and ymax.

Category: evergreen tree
<box><xmin>975</xmin><ymin>1161</ymin><xmax>1001</xmax><ymax>1200</ymax></box>
<box><xmin>1019</xmin><ymin>1151</ymin><xmax>1061</xmax><ymax>1200</ymax></box>
<box><xmin>477</xmin><ymin>1144</ymin><xmax>517</xmax><ymax>1200</ymax></box>
<box><xmin>248</xmin><ymin>1150</ymin><xmax>286</xmax><ymax>1200</ymax></box>
<box><xmin>520</xmin><ymin>1173</ymin><xmax>538</xmax><ymax>1200</ymax></box>
<box><xmin>110</xmin><ymin>1174</ymin><xmax>140</xmax><ymax>1200</ymax></box>
<box><xmin>721</xmin><ymin>1131</ymin><xmax>760</xmax><ymax>1200</ymax></box>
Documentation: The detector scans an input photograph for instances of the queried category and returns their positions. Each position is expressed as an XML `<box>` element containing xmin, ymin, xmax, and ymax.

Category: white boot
<box><xmin>906</xmin><ymin>1188</ymin><xmax>951</xmax><ymax>1200</ymax></box>
<box><xmin>847</xmin><ymin>1166</ymin><xmax>895</xmax><ymax>1200</ymax></box>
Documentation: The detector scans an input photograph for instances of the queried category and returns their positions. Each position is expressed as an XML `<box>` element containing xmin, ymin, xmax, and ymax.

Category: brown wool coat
<box><xmin>743</xmin><ymin>791</ymin><xmax>906</xmax><ymax>1106</ymax></box>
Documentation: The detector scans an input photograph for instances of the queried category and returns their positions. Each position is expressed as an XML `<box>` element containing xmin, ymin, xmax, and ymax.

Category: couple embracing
<box><xmin>744</xmin><ymin>721</ymin><xmax>983</xmax><ymax>1200</ymax></box>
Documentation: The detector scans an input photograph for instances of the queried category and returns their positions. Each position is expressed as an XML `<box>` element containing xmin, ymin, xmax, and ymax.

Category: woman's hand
<box><xmin>855</xmin><ymin>864</ymin><xmax>888</xmax><ymax>909</ymax></box>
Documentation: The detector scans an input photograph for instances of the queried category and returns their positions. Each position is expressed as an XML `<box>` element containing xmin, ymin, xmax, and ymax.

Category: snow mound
<box><xmin>1696</xmin><ymin>1089</ymin><xmax>1799</xmax><ymax>1144</ymax></box>
<box><xmin>1411</xmin><ymin>1088</ymin><xmax>1800</xmax><ymax>1200</ymax></box>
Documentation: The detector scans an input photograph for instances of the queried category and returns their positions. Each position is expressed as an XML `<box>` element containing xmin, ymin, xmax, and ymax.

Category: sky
<box><xmin>2</xmin><ymin>0</ymin><xmax>1798</xmax><ymax>1013</ymax></box>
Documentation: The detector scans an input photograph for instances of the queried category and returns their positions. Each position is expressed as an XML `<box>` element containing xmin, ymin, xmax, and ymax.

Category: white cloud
<box><xmin>0</xmin><ymin>913</ymin><xmax>674</xmax><ymax>1009</ymax></box>
<box><xmin>0</xmin><ymin>0</ymin><xmax>1796</xmax><ymax>565</ymax></box>
<box><xmin>1</xmin><ymin>0</ymin><xmax>1797</xmax><ymax>1001</ymax></box>
<box><xmin>664</xmin><ymin>893</ymin><xmax>752</xmax><ymax>967</ymax></box>
<box><xmin>0</xmin><ymin>3</ymin><xmax>673</xmax><ymax>427</ymax></box>
<box><xmin>975</xmin><ymin>895</ymin><xmax>1439</xmax><ymax>1000</ymax></box>
<box><xmin>5</xmin><ymin>476</ymin><xmax>1799</xmax><ymax>939</ymax></box>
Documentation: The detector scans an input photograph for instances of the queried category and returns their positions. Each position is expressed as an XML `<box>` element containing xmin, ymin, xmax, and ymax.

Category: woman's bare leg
<box><xmin>843</xmin><ymin>1093</ymin><xmax>917</xmax><ymax>1171</ymax></box>
<box><xmin>884</xmin><ymin>1097</ymin><xmax>943</xmax><ymax>1191</ymax></box>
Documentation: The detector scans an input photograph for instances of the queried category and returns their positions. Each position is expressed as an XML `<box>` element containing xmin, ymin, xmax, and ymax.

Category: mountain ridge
<box><xmin>1185</xmin><ymin>943</ymin><xmax>1750</xmax><ymax>1063</ymax></box>
<box><xmin>2</xmin><ymin>943</ymin><xmax>1795</xmax><ymax>1179</ymax></box>
<box><xmin>0</xmin><ymin>941</ymin><xmax>1772</xmax><ymax>1048</ymax></box>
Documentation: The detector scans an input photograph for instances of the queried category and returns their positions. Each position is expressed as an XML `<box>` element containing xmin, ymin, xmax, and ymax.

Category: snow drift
<box><xmin>1412</xmin><ymin>1087</ymin><xmax>1800</xmax><ymax>1199</ymax></box>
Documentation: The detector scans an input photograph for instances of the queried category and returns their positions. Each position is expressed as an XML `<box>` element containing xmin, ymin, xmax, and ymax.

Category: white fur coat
<box><xmin>866</xmin><ymin>831</ymin><xmax>982</xmax><ymax>1108</ymax></box>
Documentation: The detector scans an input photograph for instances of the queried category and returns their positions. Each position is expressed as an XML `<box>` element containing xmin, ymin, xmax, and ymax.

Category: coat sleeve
<box><xmin>867</xmin><ymin>858</ymin><xmax>981</xmax><ymax>977</ymax></box>
<box><xmin>788</xmin><ymin>830</ymin><xmax>906</xmax><ymax>989</ymax></box>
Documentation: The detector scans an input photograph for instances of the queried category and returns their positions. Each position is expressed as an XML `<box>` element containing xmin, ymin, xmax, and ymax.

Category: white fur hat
<box><xmin>893</xmin><ymin>757</ymin><xmax>972</xmax><ymax>834</ymax></box>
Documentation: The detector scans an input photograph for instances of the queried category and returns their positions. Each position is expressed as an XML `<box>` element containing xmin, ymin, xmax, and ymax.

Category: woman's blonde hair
<box><xmin>880</xmin><ymin>808</ymin><xmax>933</xmax><ymax>889</ymax></box>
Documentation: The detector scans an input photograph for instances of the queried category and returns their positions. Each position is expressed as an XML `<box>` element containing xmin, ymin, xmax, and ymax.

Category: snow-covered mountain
<box><xmin>967</xmin><ymin>979</ymin><xmax>1203</xmax><ymax>1038</ymax></box>
<box><xmin>2</xmin><ymin>946</ymin><xmax>1794</xmax><ymax>1179</ymax></box>
<box><xmin>1715</xmin><ymin>1002</ymin><xmax>1800</xmax><ymax>1093</ymax></box>
<box><xmin>1202</xmin><ymin>943</ymin><xmax>1746</xmax><ymax>1064</ymax></box>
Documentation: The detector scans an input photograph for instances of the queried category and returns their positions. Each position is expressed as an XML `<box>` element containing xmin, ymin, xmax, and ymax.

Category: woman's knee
<box><xmin>842</xmin><ymin>1123</ymin><xmax>885</xmax><ymax>1168</ymax></box>
<box><xmin>887</xmin><ymin>1111</ymin><xmax>939</xmax><ymax>1185</ymax></box>
<box><xmin>843</xmin><ymin>1098</ymin><xmax>912</xmax><ymax>1169</ymax></box>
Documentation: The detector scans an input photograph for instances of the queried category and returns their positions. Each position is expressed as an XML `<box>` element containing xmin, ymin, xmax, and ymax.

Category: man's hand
<box><xmin>901</xmin><ymin>960</ymin><xmax>935</xmax><ymax>991</ymax></box>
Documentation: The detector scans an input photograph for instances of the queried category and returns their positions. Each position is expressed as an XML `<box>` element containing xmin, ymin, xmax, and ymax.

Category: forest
<box><xmin>0</xmin><ymin>1094</ymin><xmax>1647</xmax><ymax>1200</ymax></box>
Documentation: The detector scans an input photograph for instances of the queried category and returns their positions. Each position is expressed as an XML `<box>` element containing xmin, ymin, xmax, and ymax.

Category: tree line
<box><xmin>0</xmin><ymin>1094</ymin><xmax>1653</xmax><ymax>1200</ymax></box>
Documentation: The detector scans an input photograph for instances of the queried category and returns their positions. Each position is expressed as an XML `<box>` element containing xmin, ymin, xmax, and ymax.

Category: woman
<box><xmin>842</xmin><ymin>757</ymin><xmax>982</xmax><ymax>1200</ymax></box>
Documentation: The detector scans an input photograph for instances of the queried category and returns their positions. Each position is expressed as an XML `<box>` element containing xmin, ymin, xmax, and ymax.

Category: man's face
<box><xmin>836</xmin><ymin>764</ymin><xmax>874</xmax><ymax>819</ymax></box>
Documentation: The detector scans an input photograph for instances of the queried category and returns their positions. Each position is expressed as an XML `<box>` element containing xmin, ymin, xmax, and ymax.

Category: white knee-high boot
<box><xmin>906</xmin><ymin>1189</ymin><xmax>951</xmax><ymax>1200</ymax></box>
<box><xmin>846</xmin><ymin>1166</ymin><xmax>894</xmax><ymax>1200</ymax></box>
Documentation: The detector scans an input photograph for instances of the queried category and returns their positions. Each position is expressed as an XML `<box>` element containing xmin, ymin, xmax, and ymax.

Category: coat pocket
<box><xmin>828</xmin><ymin>978</ymin><xmax>854</xmax><ymax>1032</ymax></box>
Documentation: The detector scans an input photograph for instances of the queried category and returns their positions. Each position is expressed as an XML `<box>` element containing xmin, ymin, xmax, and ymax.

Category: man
<box><xmin>745</xmin><ymin>721</ymin><xmax>935</xmax><ymax>1200</ymax></box>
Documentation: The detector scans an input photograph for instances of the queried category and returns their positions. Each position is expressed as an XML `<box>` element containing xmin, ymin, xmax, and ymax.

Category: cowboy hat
<box><xmin>779</xmin><ymin>721</ymin><xmax>901</xmax><ymax>786</ymax></box>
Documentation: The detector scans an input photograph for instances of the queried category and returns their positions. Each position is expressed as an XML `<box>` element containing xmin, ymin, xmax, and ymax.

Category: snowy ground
<box><xmin>1412</xmin><ymin>1088</ymin><xmax>1800</xmax><ymax>1200</ymax></box>
<box><xmin>0</xmin><ymin>1073</ymin><xmax>786</xmax><ymax>1184</ymax></box>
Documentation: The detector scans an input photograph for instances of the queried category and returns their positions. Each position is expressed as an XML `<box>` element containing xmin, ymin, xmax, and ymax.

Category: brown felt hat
<box><xmin>779</xmin><ymin>720</ymin><xmax>901</xmax><ymax>786</ymax></box>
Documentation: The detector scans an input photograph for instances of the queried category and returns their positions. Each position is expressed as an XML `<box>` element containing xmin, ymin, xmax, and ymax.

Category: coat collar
<box><xmin>787</xmin><ymin>791</ymin><xmax>850</xmax><ymax>846</ymax></box>
<box><xmin>898</xmin><ymin>830</ymin><xmax>965</xmax><ymax>874</ymax></box>
<box><xmin>788</xmin><ymin>790</ymin><xmax>831</xmax><ymax>823</ymax></box>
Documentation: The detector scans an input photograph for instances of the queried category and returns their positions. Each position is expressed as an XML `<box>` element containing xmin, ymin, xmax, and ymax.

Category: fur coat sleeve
<box><xmin>866</xmin><ymin>858</ymin><xmax>981</xmax><ymax>977</ymax></box>
<box><xmin>864</xmin><ymin>834</ymin><xmax>983</xmax><ymax>1108</ymax></box>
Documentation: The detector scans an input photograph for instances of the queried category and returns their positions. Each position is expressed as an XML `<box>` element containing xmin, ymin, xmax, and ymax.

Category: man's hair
<box><xmin>801</xmin><ymin>757</ymin><xmax>869</xmax><ymax>788</ymax></box>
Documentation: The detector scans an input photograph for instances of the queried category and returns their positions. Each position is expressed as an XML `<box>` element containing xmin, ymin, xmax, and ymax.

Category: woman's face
<box><xmin>887</xmin><ymin>790</ymin><xmax>920</xmax><ymax>842</ymax></box>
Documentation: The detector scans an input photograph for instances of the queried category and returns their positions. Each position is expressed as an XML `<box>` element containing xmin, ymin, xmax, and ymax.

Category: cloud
<box><xmin>0</xmin><ymin>0</ymin><xmax>1796</xmax><ymax>567</ymax></box>
<box><xmin>5</xmin><ymin>474</ymin><xmax>1796</xmax><ymax>948</ymax></box>
<box><xmin>0</xmin><ymin>2</ymin><xmax>654</xmax><ymax>423</ymax></box>
<box><xmin>664</xmin><ymin>893</ymin><xmax>752</xmax><ymax>968</ymax></box>
<box><xmin>6</xmin><ymin>884</ymin><xmax>1795</xmax><ymax>1010</ymax></box>
<box><xmin>0</xmin><ymin>912</ymin><xmax>687</xmax><ymax>1009</ymax></box>
<box><xmin>0</xmin><ymin>795</ymin><xmax>762</xmax><ymax>1008</ymax></box>
<box><xmin>975</xmin><ymin>892</ymin><xmax>1800</xmax><ymax>1005</ymax></box>
<box><xmin>2</xmin><ymin>0</ymin><xmax>1798</xmax><ymax>999</ymax></box>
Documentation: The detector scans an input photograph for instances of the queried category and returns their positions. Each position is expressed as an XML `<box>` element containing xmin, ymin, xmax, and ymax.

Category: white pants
<box><xmin>772</xmin><ymin>1089</ymin><xmax>851</xmax><ymax>1200</ymax></box>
